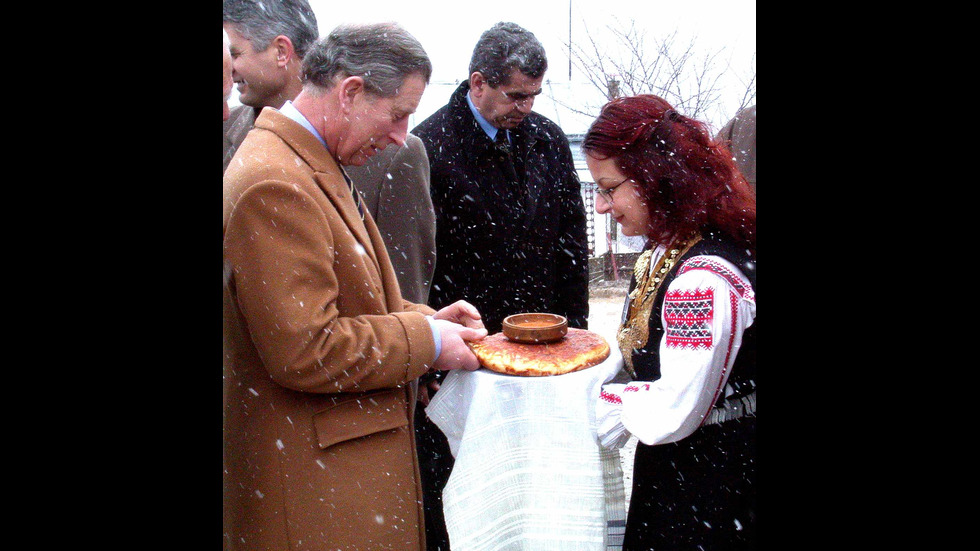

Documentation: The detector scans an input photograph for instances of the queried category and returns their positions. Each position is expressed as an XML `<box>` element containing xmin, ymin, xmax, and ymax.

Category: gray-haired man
<box><xmin>223</xmin><ymin>23</ymin><xmax>486</xmax><ymax>550</ymax></box>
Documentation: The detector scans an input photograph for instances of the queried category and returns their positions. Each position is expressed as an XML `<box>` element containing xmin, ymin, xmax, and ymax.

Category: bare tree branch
<box><xmin>560</xmin><ymin>18</ymin><xmax>756</xmax><ymax>130</ymax></box>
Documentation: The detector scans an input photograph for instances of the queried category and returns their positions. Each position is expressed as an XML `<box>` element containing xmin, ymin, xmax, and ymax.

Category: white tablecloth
<box><xmin>426</xmin><ymin>346</ymin><xmax>628</xmax><ymax>551</ymax></box>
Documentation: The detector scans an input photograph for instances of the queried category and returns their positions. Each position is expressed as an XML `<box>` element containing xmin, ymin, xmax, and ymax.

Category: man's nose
<box><xmin>388</xmin><ymin>122</ymin><xmax>408</xmax><ymax>147</ymax></box>
<box><xmin>515</xmin><ymin>98</ymin><xmax>534</xmax><ymax>114</ymax></box>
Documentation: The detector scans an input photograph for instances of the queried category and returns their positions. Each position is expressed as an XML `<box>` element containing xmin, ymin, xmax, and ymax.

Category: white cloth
<box><xmin>597</xmin><ymin>254</ymin><xmax>756</xmax><ymax>447</ymax></box>
<box><xmin>427</xmin><ymin>347</ymin><xmax>628</xmax><ymax>550</ymax></box>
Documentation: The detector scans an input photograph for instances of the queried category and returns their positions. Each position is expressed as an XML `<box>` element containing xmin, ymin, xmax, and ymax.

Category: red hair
<box><xmin>583</xmin><ymin>95</ymin><xmax>756</xmax><ymax>254</ymax></box>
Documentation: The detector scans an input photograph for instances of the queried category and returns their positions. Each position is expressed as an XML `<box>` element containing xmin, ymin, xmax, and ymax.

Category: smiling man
<box><xmin>411</xmin><ymin>21</ymin><xmax>590</xmax><ymax>551</ymax></box>
<box><xmin>223</xmin><ymin>22</ymin><xmax>488</xmax><ymax>551</ymax></box>
<box><xmin>222</xmin><ymin>0</ymin><xmax>318</xmax><ymax>172</ymax></box>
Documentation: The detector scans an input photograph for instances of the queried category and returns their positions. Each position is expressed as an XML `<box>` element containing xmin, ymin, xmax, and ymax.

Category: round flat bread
<box><xmin>469</xmin><ymin>327</ymin><xmax>610</xmax><ymax>377</ymax></box>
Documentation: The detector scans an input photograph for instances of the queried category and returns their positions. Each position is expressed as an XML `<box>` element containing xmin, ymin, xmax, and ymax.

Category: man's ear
<box><xmin>337</xmin><ymin>76</ymin><xmax>366</xmax><ymax>112</ymax></box>
<box><xmin>469</xmin><ymin>72</ymin><xmax>486</xmax><ymax>97</ymax></box>
<box><xmin>271</xmin><ymin>35</ymin><xmax>296</xmax><ymax>67</ymax></box>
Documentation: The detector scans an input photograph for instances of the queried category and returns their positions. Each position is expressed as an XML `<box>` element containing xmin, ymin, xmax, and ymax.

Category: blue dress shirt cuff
<box><xmin>426</xmin><ymin>316</ymin><xmax>442</xmax><ymax>360</ymax></box>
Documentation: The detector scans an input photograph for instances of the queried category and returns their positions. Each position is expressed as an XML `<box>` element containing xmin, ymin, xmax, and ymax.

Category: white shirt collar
<box><xmin>279</xmin><ymin>100</ymin><xmax>329</xmax><ymax>151</ymax></box>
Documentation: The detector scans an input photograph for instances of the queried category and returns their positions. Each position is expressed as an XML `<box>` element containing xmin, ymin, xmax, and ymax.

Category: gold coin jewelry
<box><xmin>617</xmin><ymin>233</ymin><xmax>702</xmax><ymax>377</ymax></box>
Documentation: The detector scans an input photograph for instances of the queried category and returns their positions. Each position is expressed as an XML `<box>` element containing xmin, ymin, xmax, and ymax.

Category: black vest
<box><xmin>628</xmin><ymin>231</ymin><xmax>756</xmax><ymax>407</ymax></box>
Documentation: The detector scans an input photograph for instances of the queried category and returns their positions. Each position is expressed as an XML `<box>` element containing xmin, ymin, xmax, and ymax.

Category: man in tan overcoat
<box><xmin>222</xmin><ymin>23</ymin><xmax>486</xmax><ymax>550</ymax></box>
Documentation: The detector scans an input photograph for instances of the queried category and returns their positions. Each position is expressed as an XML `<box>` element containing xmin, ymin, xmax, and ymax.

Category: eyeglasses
<box><xmin>503</xmin><ymin>89</ymin><xmax>542</xmax><ymax>104</ymax></box>
<box><xmin>596</xmin><ymin>178</ymin><xmax>632</xmax><ymax>206</ymax></box>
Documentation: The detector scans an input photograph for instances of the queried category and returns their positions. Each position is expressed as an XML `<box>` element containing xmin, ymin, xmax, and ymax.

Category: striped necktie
<box><xmin>339</xmin><ymin>166</ymin><xmax>365</xmax><ymax>220</ymax></box>
<box><xmin>494</xmin><ymin>129</ymin><xmax>511</xmax><ymax>156</ymax></box>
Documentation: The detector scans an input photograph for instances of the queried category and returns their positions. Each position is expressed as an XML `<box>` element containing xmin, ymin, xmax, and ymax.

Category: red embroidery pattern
<box><xmin>600</xmin><ymin>388</ymin><xmax>622</xmax><ymax>404</ymax></box>
<box><xmin>677</xmin><ymin>257</ymin><xmax>754</xmax><ymax>302</ymax></box>
<box><xmin>664</xmin><ymin>288</ymin><xmax>714</xmax><ymax>349</ymax></box>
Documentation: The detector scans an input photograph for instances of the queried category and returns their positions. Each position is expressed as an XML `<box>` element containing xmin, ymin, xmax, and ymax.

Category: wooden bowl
<box><xmin>502</xmin><ymin>313</ymin><xmax>568</xmax><ymax>344</ymax></box>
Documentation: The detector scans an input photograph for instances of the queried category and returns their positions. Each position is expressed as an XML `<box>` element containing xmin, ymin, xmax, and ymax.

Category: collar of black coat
<box><xmin>449</xmin><ymin>80</ymin><xmax>554</xmax><ymax>145</ymax></box>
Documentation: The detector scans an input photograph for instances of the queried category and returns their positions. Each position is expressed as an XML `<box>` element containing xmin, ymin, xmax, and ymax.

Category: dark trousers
<box><xmin>415</xmin><ymin>404</ymin><xmax>455</xmax><ymax>550</ymax></box>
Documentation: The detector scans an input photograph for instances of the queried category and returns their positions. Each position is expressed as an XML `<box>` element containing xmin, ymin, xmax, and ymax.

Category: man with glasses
<box><xmin>412</xmin><ymin>21</ymin><xmax>590</xmax><ymax>551</ymax></box>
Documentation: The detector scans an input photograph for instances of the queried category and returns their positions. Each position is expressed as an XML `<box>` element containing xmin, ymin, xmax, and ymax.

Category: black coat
<box><xmin>413</xmin><ymin>82</ymin><xmax>590</xmax><ymax>334</ymax></box>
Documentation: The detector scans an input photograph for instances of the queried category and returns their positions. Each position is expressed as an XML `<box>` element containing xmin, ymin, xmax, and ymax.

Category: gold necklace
<box><xmin>617</xmin><ymin>234</ymin><xmax>701</xmax><ymax>377</ymax></box>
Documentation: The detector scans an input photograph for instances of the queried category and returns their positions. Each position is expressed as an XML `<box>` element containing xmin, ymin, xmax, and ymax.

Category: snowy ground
<box><xmin>587</xmin><ymin>279</ymin><xmax>638</xmax><ymax>511</ymax></box>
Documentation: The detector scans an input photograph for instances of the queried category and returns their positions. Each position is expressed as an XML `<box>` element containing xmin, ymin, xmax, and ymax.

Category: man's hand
<box><xmin>432</xmin><ymin>300</ymin><xmax>486</xmax><ymax>331</ymax></box>
<box><xmin>431</xmin><ymin>318</ymin><xmax>487</xmax><ymax>372</ymax></box>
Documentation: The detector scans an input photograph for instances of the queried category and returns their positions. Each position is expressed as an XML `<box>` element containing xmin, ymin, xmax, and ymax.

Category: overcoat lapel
<box><xmin>253</xmin><ymin>108</ymin><xmax>388</xmax><ymax>299</ymax></box>
<box><xmin>313</xmin><ymin>171</ymin><xmax>395</xmax><ymax>307</ymax></box>
<box><xmin>453</xmin><ymin>104</ymin><xmax>517</xmax><ymax>227</ymax></box>
<box><xmin>312</xmin><ymin>172</ymin><xmax>377</xmax><ymax>260</ymax></box>
<box><xmin>513</xmin><ymin>129</ymin><xmax>540</xmax><ymax>233</ymax></box>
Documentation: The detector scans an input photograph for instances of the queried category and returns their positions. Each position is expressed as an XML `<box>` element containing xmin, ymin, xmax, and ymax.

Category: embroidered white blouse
<box><xmin>596</xmin><ymin>244</ymin><xmax>757</xmax><ymax>449</ymax></box>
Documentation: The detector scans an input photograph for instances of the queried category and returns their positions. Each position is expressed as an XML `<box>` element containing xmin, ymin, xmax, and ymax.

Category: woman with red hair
<box><xmin>586</xmin><ymin>95</ymin><xmax>757</xmax><ymax>550</ymax></box>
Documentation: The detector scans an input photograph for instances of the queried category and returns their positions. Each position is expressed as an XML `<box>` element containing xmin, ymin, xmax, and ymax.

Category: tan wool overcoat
<box><xmin>222</xmin><ymin>107</ymin><xmax>437</xmax><ymax>550</ymax></box>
